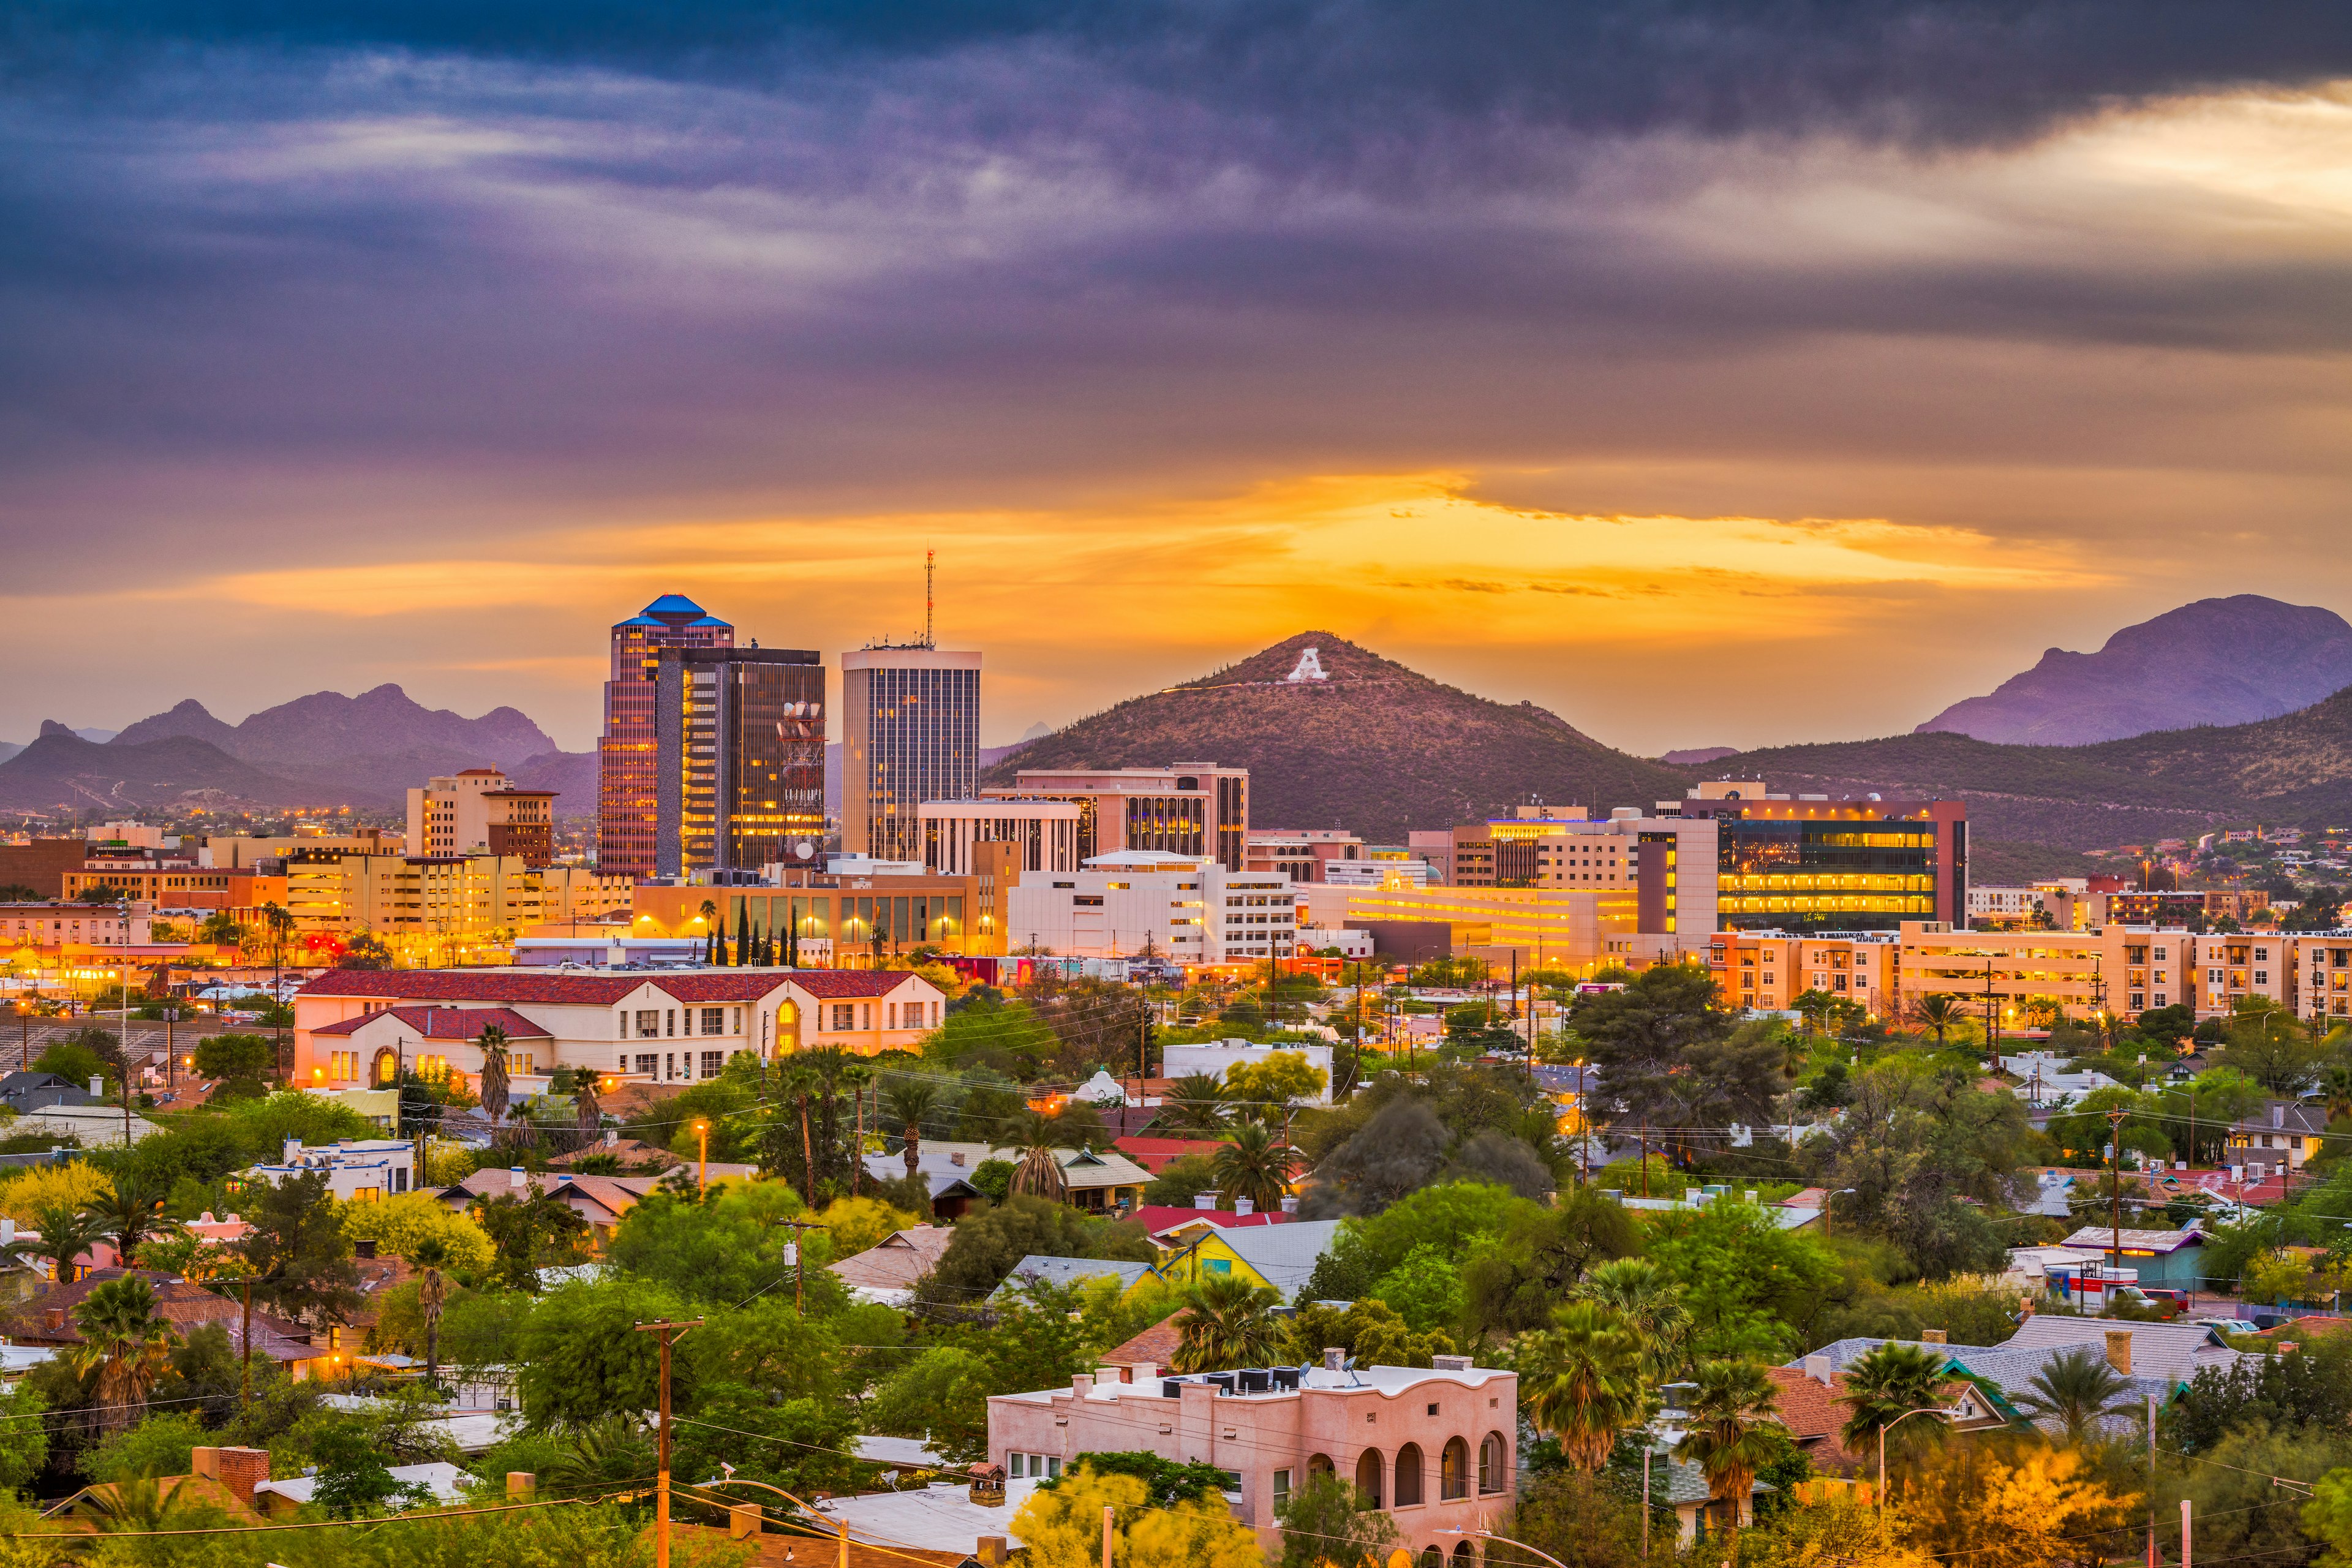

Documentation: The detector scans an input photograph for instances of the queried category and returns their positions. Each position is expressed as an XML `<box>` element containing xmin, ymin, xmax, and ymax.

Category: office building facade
<box><xmin>1667</xmin><ymin>782</ymin><xmax>1966</xmax><ymax>935</ymax></box>
<box><xmin>652</xmin><ymin>647</ymin><xmax>827</xmax><ymax>879</ymax></box>
<box><xmin>918</xmin><ymin>797</ymin><xmax>1084</xmax><ymax>876</ymax></box>
<box><xmin>842</xmin><ymin>646</ymin><xmax>983</xmax><ymax>863</ymax></box>
<box><xmin>407</xmin><ymin>769</ymin><xmax>556</xmax><ymax>867</ymax></box>
<box><xmin>598</xmin><ymin>595</ymin><xmax>735</xmax><ymax>878</ymax></box>
<box><xmin>987</xmin><ymin>764</ymin><xmax>1249</xmax><ymax>872</ymax></box>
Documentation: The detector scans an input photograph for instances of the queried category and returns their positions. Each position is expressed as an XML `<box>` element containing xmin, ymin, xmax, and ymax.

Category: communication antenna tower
<box><xmin>923</xmin><ymin>549</ymin><xmax>935</xmax><ymax>648</ymax></box>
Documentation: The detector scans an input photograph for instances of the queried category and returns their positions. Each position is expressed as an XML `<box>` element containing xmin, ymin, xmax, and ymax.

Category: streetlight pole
<box><xmin>634</xmin><ymin>1318</ymin><xmax>703</xmax><ymax>1568</ymax></box>
<box><xmin>1436</xmin><ymin>1528</ymin><xmax>1570</xmax><ymax>1568</ymax></box>
<box><xmin>1878</xmin><ymin>1406</ymin><xmax>1947</xmax><ymax>1542</ymax></box>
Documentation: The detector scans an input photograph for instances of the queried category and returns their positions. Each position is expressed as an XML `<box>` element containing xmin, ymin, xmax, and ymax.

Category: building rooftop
<box><xmin>990</xmin><ymin>1256</ymin><xmax>1157</xmax><ymax>1301</ymax></box>
<box><xmin>313</xmin><ymin>1006</ymin><xmax>552</xmax><ymax>1041</ymax></box>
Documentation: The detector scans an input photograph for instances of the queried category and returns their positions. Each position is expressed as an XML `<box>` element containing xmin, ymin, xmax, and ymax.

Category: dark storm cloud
<box><xmin>11</xmin><ymin>1</ymin><xmax>2352</xmax><ymax>148</ymax></box>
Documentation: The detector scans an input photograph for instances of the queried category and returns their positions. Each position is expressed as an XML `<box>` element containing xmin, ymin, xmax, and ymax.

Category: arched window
<box><xmin>1441</xmin><ymin>1438</ymin><xmax>1469</xmax><ymax>1501</ymax></box>
<box><xmin>1307</xmin><ymin>1453</ymin><xmax>1335</xmax><ymax>1479</ymax></box>
<box><xmin>1452</xmin><ymin>1544</ymin><xmax>1477</xmax><ymax>1566</ymax></box>
<box><xmin>1354</xmin><ymin>1449</ymin><xmax>1384</xmax><ymax>1509</ymax></box>
<box><xmin>1419</xmin><ymin>1549</ymin><xmax>1445</xmax><ymax>1568</ymax></box>
<box><xmin>1394</xmin><ymin>1442</ymin><xmax>1424</xmax><ymax>1507</ymax></box>
<box><xmin>371</xmin><ymin>1047</ymin><xmax>399</xmax><ymax>1087</ymax></box>
<box><xmin>1479</xmin><ymin>1431</ymin><xmax>1507</xmax><ymax>1494</ymax></box>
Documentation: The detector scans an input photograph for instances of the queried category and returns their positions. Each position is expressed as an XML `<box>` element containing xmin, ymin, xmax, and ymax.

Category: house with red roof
<box><xmin>293</xmin><ymin>967</ymin><xmax>946</xmax><ymax>1095</ymax></box>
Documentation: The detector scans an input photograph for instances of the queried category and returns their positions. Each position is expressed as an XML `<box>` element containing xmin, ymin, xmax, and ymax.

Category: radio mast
<box><xmin>923</xmin><ymin>549</ymin><xmax>935</xmax><ymax>648</ymax></box>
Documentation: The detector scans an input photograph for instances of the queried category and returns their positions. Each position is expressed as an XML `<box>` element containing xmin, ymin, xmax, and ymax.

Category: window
<box><xmin>635</xmin><ymin>1010</ymin><xmax>660</xmax><ymax>1039</ymax></box>
<box><xmin>1206</xmin><ymin>1258</ymin><xmax>1231</xmax><ymax>1273</ymax></box>
<box><xmin>1354</xmin><ymin>1450</ymin><xmax>1384</xmax><ymax>1509</ymax></box>
<box><xmin>831</xmin><ymin>1004</ymin><xmax>856</xmax><ymax>1031</ymax></box>
<box><xmin>1273</xmin><ymin>1469</ymin><xmax>1292</xmax><ymax>1509</ymax></box>
<box><xmin>861</xmin><ymin>1005</ymin><xmax>873</xmax><ymax>1030</ymax></box>
<box><xmin>636</xmin><ymin>1054</ymin><xmax>657</xmax><ymax>1076</ymax></box>
<box><xmin>887</xmin><ymin>1002</ymin><xmax>898</xmax><ymax>1029</ymax></box>
<box><xmin>1479</xmin><ymin>1433</ymin><xmax>1506</xmax><ymax>1493</ymax></box>
<box><xmin>1441</xmin><ymin>1437</ymin><xmax>1469</xmax><ymax>1501</ymax></box>
<box><xmin>700</xmin><ymin>1008</ymin><xmax>724</xmax><ymax>1036</ymax></box>
<box><xmin>1393</xmin><ymin>1444</ymin><xmax>1423</xmax><ymax>1506</ymax></box>
<box><xmin>701</xmin><ymin>1050</ymin><xmax>723</xmax><ymax>1079</ymax></box>
<box><xmin>666</xmin><ymin>1009</ymin><xmax>677</xmax><ymax>1036</ymax></box>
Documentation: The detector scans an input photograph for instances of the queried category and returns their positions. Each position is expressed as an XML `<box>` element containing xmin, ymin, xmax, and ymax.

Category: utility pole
<box><xmin>777</xmin><ymin>1219</ymin><xmax>827</xmax><ymax>1313</ymax></box>
<box><xmin>2109</xmin><ymin>1106</ymin><xmax>2129</xmax><ymax>1281</ymax></box>
<box><xmin>635</xmin><ymin>1319</ymin><xmax>704</xmax><ymax>1568</ymax></box>
<box><xmin>2147</xmin><ymin>1393</ymin><xmax>2158</xmax><ymax>1568</ymax></box>
<box><xmin>696</xmin><ymin>1120</ymin><xmax>709</xmax><ymax>1199</ymax></box>
<box><xmin>239</xmin><ymin>1274</ymin><xmax>254</xmax><ymax>1442</ymax></box>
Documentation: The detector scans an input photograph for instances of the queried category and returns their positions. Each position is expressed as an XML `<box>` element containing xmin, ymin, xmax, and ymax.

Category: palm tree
<box><xmin>1007</xmin><ymin>1109</ymin><xmax>1070</xmax><ymax>1201</ymax></box>
<box><xmin>2321</xmin><ymin>1064</ymin><xmax>2352</xmax><ymax>1126</ymax></box>
<box><xmin>1170</xmin><ymin>1273</ymin><xmax>1285</xmax><ymax>1371</ymax></box>
<box><xmin>884</xmin><ymin>1079</ymin><xmax>941</xmax><ymax>1182</ymax></box>
<box><xmin>1674</xmin><ymin>1359</ymin><xmax>1781</xmax><ymax>1525</ymax></box>
<box><xmin>572</xmin><ymin>1063</ymin><xmax>601</xmax><ymax>1148</ymax></box>
<box><xmin>699</xmin><ymin>900</ymin><xmax>718</xmax><ymax>966</ymax></box>
<box><xmin>840</xmin><ymin>1061</ymin><xmax>875</xmax><ymax>1196</ymax></box>
<box><xmin>69</xmin><ymin>1275</ymin><xmax>181</xmax><ymax>1434</ymax></box>
<box><xmin>21</xmin><ymin>1201</ymin><xmax>107</xmax><ymax>1285</ymax></box>
<box><xmin>1574</xmin><ymin>1258</ymin><xmax>1692</xmax><ymax>1381</ymax></box>
<box><xmin>2016</xmin><ymin>1345</ymin><xmax>2134</xmax><ymax>1444</ymax></box>
<box><xmin>1917</xmin><ymin>995</ymin><xmax>1962</xmax><ymax>1052</ymax></box>
<box><xmin>780</xmin><ymin>1061</ymin><xmax>821</xmax><ymax>1204</ymax></box>
<box><xmin>1517</xmin><ymin>1300</ymin><xmax>1648</xmax><ymax>1471</ymax></box>
<box><xmin>412</xmin><ymin>1235</ymin><xmax>451</xmax><ymax>1388</ymax></box>
<box><xmin>1838</xmin><ymin>1340</ymin><xmax>1956</xmax><ymax>1463</ymax></box>
<box><xmin>88</xmin><ymin>1177</ymin><xmax>174</xmax><ymax>1269</ymax></box>
<box><xmin>477</xmin><ymin>1024</ymin><xmax>511</xmax><ymax>1141</ymax></box>
<box><xmin>1212</xmin><ymin>1121</ymin><xmax>1292</xmax><ymax>1213</ymax></box>
<box><xmin>1162</xmin><ymin>1073</ymin><xmax>1231</xmax><ymax>1134</ymax></box>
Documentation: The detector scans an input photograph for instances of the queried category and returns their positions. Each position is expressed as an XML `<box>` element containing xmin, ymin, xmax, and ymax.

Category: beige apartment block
<box><xmin>1705</xmin><ymin>932</ymin><xmax>1898</xmax><ymax>1015</ymax></box>
<box><xmin>285</xmin><ymin>851</ymin><xmax>631</xmax><ymax>960</ymax></box>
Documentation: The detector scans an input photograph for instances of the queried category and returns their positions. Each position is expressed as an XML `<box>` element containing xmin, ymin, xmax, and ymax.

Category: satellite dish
<box><xmin>794</xmin><ymin>842</ymin><xmax>814</xmax><ymax>860</ymax></box>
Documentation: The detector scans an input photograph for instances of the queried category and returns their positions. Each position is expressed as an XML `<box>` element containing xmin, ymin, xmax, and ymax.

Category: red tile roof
<box><xmin>314</xmin><ymin>1006</ymin><xmax>552</xmax><ymax>1040</ymax></box>
<box><xmin>301</xmin><ymin>968</ymin><xmax>923</xmax><ymax>1005</ymax></box>
<box><xmin>828</xmin><ymin>1227</ymin><xmax>954</xmax><ymax>1293</ymax></box>
<box><xmin>0</xmin><ymin>1269</ymin><xmax>312</xmax><ymax>1361</ymax></box>
<box><xmin>1099</xmin><ymin>1313</ymin><xmax>1185</xmax><ymax>1373</ymax></box>
<box><xmin>1114</xmin><ymin>1137</ymin><xmax>1228</xmax><ymax>1173</ymax></box>
<box><xmin>1765</xmin><ymin>1366</ymin><xmax>1863</xmax><ymax>1474</ymax></box>
<box><xmin>1132</xmin><ymin>1205</ymin><xmax>1289</xmax><ymax>1235</ymax></box>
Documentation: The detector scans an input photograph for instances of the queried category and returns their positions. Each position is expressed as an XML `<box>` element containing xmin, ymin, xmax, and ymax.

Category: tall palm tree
<box><xmin>88</xmin><ymin>1178</ymin><xmax>175</xmax><ymax>1269</ymax></box>
<box><xmin>780</xmin><ymin>1061</ymin><xmax>821</xmax><ymax>1204</ymax></box>
<box><xmin>1917</xmin><ymin>995</ymin><xmax>1962</xmax><ymax>1052</ymax></box>
<box><xmin>2321</xmin><ymin>1064</ymin><xmax>2352</xmax><ymax>1126</ymax></box>
<box><xmin>884</xmin><ymin>1079</ymin><xmax>941</xmax><ymax>1182</ymax></box>
<box><xmin>1212</xmin><ymin>1121</ymin><xmax>1292</xmax><ymax>1212</ymax></box>
<box><xmin>1170</xmin><ymin>1273</ymin><xmax>1285</xmax><ymax>1371</ymax></box>
<box><xmin>2016</xmin><ymin>1346</ymin><xmax>2134</xmax><ymax>1444</ymax></box>
<box><xmin>1838</xmin><ymin>1340</ymin><xmax>1956</xmax><ymax>1463</ymax></box>
<box><xmin>1162</xmin><ymin>1073</ymin><xmax>1231</xmax><ymax>1134</ymax></box>
<box><xmin>699</xmin><ymin>900</ymin><xmax>718</xmax><ymax>966</ymax></box>
<box><xmin>1007</xmin><ymin>1108</ymin><xmax>1070</xmax><ymax>1201</ymax></box>
<box><xmin>477</xmin><ymin>1024</ymin><xmax>511</xmax><ymax>1141</ymax></box>
<box><xmin>572</xmin><ymin>1063</ymin><xmax>601</xmax><ymax>1148</ymax></box>
<box><xmin>21</xmin><ymin>1201</ymin><xmax>107</xmax><ymax>1286</ymax></box>
<box><xmin>840</xmin><ymin>1061</ymin><xmax>875</xmax><ymax>1196</ymax></box>
<box><xmin>412</xmin><ymin>1236</ymin><xmax>451</xmax><ymax>1388</ymax></box>
<box><xmin>1517</xmin><ymin>1300</ymin><xmax>1648</xmax><ymax>1471</ymax></box>
<box><xmin>1574</xmin><ymin>1257</ymin><xmax>1691</xmax><ymax>1382</ymax></box>
<box><xmin>1675</xmin><ymin>1359</ymin><xmax>1781</xmax><ymax>1523</ymax></box>
<box><xmin>69</xmin><ymin>1276</ymin><xmax>181</xmax><ymax>1434</ymax></box>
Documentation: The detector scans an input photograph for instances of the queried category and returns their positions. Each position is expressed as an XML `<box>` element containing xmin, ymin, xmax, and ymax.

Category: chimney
<box><xmin>353</xmin><ymin>1238</ymin><xmax>377</xmax><ymax>1260</ymax></box>
<box><xmin>1095</xmin><ymin>1365</ymin><xmax>1124</xmax><ymax>1385</ymax></box>
<box><xmin>1072</xmin><ymin>1374</ymin><xmax>1094</xmax><ymax>1399</ymax></box>
<box><xmin>1280</xmin><ymin>1196</ymin><xmax>1299</xmax><ymax>1215</ymax></box>
<box><xmin>283</xmin><ymin>1137</ymin><xmax>302</xmax><ymax>1164</ymax></box>
<box><xmin>1921</xmin><ymin>1329</ymin><xmax>1947</xmax><ymax>1344</ymax></box>
<box><xmin>949</xmin><ymin>1152</ymin><xmax>966</xmax><ymax>1167</ymax></box>
<box><xmin>509</xmin><ymin>1167</ymin><xmax>528</xmax><ymax>1191</ymax></box>
<box><xmin>1803</xmin><ymin>1354</ymin><xmax>1833</xmax><ymax>1386</ymax></box>
<box><xmin>42</xmin><ymin>1309</ymin><xmax>62</xmax><ymax>1334</ymax></box>
<box><xmin>1324</xmin><ymin>1348</ymin><xmax>1346</xmax><ymax>1373</ymax></box>
<box><xmin>2273</xmin><ymin>1103</ymin><xmax>2286</xmax><ymax>1129</ymax></box>
<box><xmin>1128</xmin><ymin>1362</ymin><xmax>1159</xmax><ymax>1384</ymax></box>
<box><xmin>603</xmin><ymin>1129</ymin><xmax>619</xmax><ymax>1147</ymax></box>
<box><xmin>1432</xmin><ymin>1354</ymin><xmax>1472</xmax><ymax>1372</ymax></box>
<box><xmin>191</xmin><ymin>1446</ymin><xmax>271</xmax><ymax>1508</ymax></box>
<box><xmin>1196</xmin><ymin>1192</ymin><xmax>1219</xmax><ymax>1211</ymax></box>
<box><xmin>977</xmin><ymin>1538</ymin><xmax>1009</xmax><ymax>1567</ymax></box>
<box><xmin>2105</xmin><ymin>1329</ymin><xmax>2132</xmax><ymax>1376</ymax></box>
<box><xmin>0</xmin><ymin>1219</ymin><xmax>13</xmax><ymax>1246</ymax></box>
<box><xmin>89</xmin><ymin>1077</ymin><xmax>104</xmax><ymax>1099</ymax></box>
<box><xmin>1235</xmin><ymin>1197</ymin><xmax>1254</xmax><ymax>1217</ymax></box>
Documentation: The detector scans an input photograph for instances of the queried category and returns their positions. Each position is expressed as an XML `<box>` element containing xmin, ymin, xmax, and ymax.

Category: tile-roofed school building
<box><xmin>293</xmin><ymin>966</ymin><xmax>947</xmax><ymax>1095</ymax></box>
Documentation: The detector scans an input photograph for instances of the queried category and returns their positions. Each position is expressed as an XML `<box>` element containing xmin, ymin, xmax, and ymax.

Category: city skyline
<box><xmin>4</xmin><ymin>9</ymin><xmax>2350</xmax><ymax>757</ymax></box>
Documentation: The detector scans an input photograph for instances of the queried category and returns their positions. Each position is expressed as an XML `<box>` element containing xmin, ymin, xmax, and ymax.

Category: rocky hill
<box><xmin>1918</xmin><ymin>595</ymin><xmax>2352</xmax><ymax>745</ymax></box>
<box><xmin>982</xmin><ymin>633</ymin><xmax>1689</xmax><ymax>839</ymax></box>
<box><xmin>0</xmin><ymin>725</ymin><xmax>306</xmax><ymax>813</ymax></box>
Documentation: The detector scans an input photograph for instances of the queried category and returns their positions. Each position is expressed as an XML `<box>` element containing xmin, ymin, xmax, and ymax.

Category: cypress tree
<box><xmin>736</xmin><ymin>915</ymin><xmax>750</xmax><ymax>967</ymax></box>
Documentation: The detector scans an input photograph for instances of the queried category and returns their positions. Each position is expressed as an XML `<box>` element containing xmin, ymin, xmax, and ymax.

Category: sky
<box><xmin>4</xmin><ymin>3</ymin><xmax>2350</xmax><ymax>756</ymax></box>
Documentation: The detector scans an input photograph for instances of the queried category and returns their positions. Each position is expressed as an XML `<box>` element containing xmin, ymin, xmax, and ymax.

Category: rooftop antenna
<box><xmin>923</xmin><ymin>549</ymin><xmax>935</xmax><ymax>649</ymax></box>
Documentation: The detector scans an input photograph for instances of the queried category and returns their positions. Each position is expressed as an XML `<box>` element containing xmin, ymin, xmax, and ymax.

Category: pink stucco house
<box><xmin>987</xmin><ymin>1350</ymin><xmax>1518</xmax><ymax>1561</ymax></box>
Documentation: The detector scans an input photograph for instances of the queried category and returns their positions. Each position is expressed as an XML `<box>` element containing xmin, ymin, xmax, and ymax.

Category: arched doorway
<box><xmin>1452</xmin><ymin>1543</ymin><xmax>1477</xmax><ymax>1565</ymax></box>
<box><xmin>1393</xmin><ymin>1443</ymin><xmax>1424</xmax><ymax>1507</ymax></box>
<box><xmin>1306</xmin><ymin>1453</ymin><xmax>1335</xmax><ymax>1479</ymax></box>
<box><xmin>1479</xmin><ymin>1431</ymin><xmax>1507</xmax><ymax>1494</ymax></box>
<box><xmin>775</xmin><ymin>1001</ymin><xmax>799</xmax><ymax>1056</ymax></box>
<box><xmin>1354</xmin><ymin>1449</ymin><xmax>1384</xmax><ymax>1509</ymax></box>
<box><xmin>1419</xmin><ymin>1548</ymin><xmax>1444</xmax><ymax>1568</ymax></box>
<box><xmin>371</xmin><ymin>1047</ymin><xmax>399</xmax><ymax>1087</ymax></box>
<box><xmin>1441</xmin><ymin>1437</ymin><xmax>1469</xmax><ymax>1500</ymax></box>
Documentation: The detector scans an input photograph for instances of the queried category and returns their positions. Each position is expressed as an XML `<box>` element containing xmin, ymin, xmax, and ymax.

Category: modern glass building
<box><xmin>1671</xmin><ymin>786</ymin><xmax>1967</xmax><ymax>935</ymax></box>
<box><xmin>652</xmin><ymin>646</ymin><xmax>827</xmax><ymax>878</ymax></box>
<box><xmin>597</xmin><ymin>595</ymin><xmax>734</xmax><ymax>878</ymax></box>
<box><xmin>841</xmin><ymin>646</ymin><xmax>983</xmax><ymax>863</ymax></box>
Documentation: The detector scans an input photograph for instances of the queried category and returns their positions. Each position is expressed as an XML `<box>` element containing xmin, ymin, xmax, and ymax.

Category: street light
<box><xmin>1435</xmin><ymin>1526</ymin><xmax>1570</xmax><ymax>1568</ymax></box>
<box><xmin>1823</xmin><ymin>1186</ymin><xmax>1857</xmax><ymax>1239</ymax></box>
<box><xmin>1878</xmin><ymin>1406</ymin><xmax>1950</xmax><ymax>1540</ymax></box>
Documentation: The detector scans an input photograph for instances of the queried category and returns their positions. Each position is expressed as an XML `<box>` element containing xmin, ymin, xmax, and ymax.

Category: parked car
<box><xmin>2193</xmin><ymin>1317</ymin><xmax>2262</xmax><ymax>1336</ymax></box>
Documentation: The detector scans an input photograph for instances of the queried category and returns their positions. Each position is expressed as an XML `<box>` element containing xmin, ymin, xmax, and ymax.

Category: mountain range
<box><xmin>1918</xmin><ymin>595</ymin><xmax>2352</xmax><ymax>745</ymax></box>
<box><xmin>982</xmin><ymin>631</ymin><xmax>1688</xmax><ymax>840</ymax></box>
<box><xmin>0</xmin><ymin>687</ymin><xmax>591</xmax><ymax>814</ymax></box>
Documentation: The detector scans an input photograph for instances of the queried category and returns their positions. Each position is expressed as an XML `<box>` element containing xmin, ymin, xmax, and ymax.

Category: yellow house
<box><xmin>1158</xmin><ymin>1218</ymin><xmax>1341</xmax><ymax>1299</ymax></box>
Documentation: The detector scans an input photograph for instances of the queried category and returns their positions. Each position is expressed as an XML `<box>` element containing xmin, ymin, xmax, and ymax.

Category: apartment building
<box><xmin>59</xmin><ymin>867</ymin><xmax>284</xmax><ymax>913</ymax></box>
<box><xmin>1887</xmin><ymin>923</ymin><xmax>2290</xmax><ymax>1026</ymax></box>
<box><xmin>1003</xmin><ymin>850</ymin><xmax>1290</xmax><ymax>963</ymax></box>
<box><xmin>406</xmin><ymin>769</ymin><xmax>556</xmax><ymax>867</ymax></box>
<box><xmin>988</xmin><ymin>1355</ymin><xmax>1517</xmax><ymax>1561</ymax></box>
<box><xmin>283</xmin><ymin>853</ymin><xmax>631</xmax><ymax>958</ymax></box>
<box><xmin>1705</xmin><ymin>932</ymin><xmax>1898</xmax><ymax>1015</ymax></box>
<box><xmin>986</xmin><ymin>764</ymin><xmax>1250</xmax><ymax>873</ymax></box>
<box><xmin>1297</xmin><ymin>881</ymin><xmax>1675</xmax><ymax>972</ymax></box>
<box><xmin>293</xmin><ymin>967</ymin><xmax>948</xmax><ymax>1091</ymax></box>
<box><xmin>1666</xmin><ymin>782</ymin><xmax>1966</xmax><ymax>935</ymax></box>
<box><xmin>1441</xmin><ymin>807</ymin><xmax>1719</xmax><ymax>939</ymax></box>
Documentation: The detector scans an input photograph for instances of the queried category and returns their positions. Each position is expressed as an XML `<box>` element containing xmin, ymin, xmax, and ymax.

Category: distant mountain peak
<box><xmin>1919</xmin><ymin>595</ymin><xmax>2352</xmax><ymax>746</ymax></box>
<box><xmin>37</xmin><ymin>721</ymin><xmax>76</xmax><ymax>740</ymax></box>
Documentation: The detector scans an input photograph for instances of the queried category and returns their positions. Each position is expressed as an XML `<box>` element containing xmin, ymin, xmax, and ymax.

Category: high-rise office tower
<box><xmin>842</xmin><ymin>646</ymin><xmax>982</xmax><ymax>863</ymax></box>
<box><xmin>597</xmin><ymin>594</ymin><xmax>733</xmax><ymax>878</ymax></box>
<box><xmin>652</xmin><ymin>646</ymin><xmax>827</xmax><ymax>878</ymax></box>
